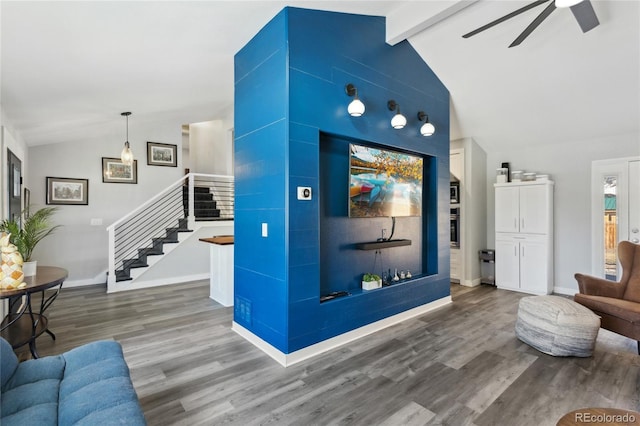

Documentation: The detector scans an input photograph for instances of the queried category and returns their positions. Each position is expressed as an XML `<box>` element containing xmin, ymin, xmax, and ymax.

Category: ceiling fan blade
<box><xmin>462</xmin><ymin>0</ymin><xmax>550</xmax><ymax>38</ymax></box>
<box><xmin>509</xmin><ymin>0</ymin><xmax>557</xmax><ymax>47</ymax></box>
<box><xmin>570</xmin><ymin>0</ymin><xmax>599</xmax><ymax>33</ymax></box>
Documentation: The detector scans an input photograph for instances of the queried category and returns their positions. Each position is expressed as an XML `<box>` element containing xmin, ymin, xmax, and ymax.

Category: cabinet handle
<box><xmin>514</xmin><ymin>246</ymin><xmax>517</xmax><ymax>256</ymax></box>
<box><xmin>522</xmin><ymin>246</ymin><xmax>525</xmax><ymax>257</ymax></box>
<box><xmin>522</xmin><ymin>218</ymin><xmax>525</xmax><ymax>229</ymax></box>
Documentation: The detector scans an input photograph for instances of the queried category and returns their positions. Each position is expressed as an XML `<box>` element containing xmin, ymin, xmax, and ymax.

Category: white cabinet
<box><xmin>495</xmin><ymin>185</ymin><xmax>550</xmax><ymax>234</ymax></box>
<box><xmin>495</xmin><ymin>181</ymin><xmax>553</xmax><ymax>295</ymax></box>
<box><xmin>496</xmin><ymin>234</ymin><xmax>549</xmax><ymax>294</ymax></box>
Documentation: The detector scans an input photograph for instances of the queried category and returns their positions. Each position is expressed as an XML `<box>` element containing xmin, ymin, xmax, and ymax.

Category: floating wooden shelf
<box><xmin>355</xmin><ymin>239</ymin><xmax>411</xmax><ymax>250</ymax></box>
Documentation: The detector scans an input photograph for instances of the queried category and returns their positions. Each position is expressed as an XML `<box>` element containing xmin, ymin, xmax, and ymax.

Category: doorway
<box><xmin>7</xmin><ymin>149</ymin><xmax>22</xmax><ymax>223</ymax></box>
<box><xmin>591</xmin><ymin>157</ymin><xmax>640</xmax><ymax>279</ymax></box>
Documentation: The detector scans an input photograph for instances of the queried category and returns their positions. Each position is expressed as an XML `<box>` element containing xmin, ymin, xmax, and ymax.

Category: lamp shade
<box><xmin>420</xmin><ymin>122</ymin><xmax>435</xmax><ymax>136</ymax></box>
<box><xmin>348</xmin><ymin>99</ymin><xmax>365</xmax><ymax>117</ymax></box>
<box><xmin>391</xmin><ymin>113</ymin><xmax>407</xmax><ymax>129</ymax></box>
<box><xmin>121</xmin><ymin>142</ymin><xmax>134</xmax><ymax>166</ymax></box>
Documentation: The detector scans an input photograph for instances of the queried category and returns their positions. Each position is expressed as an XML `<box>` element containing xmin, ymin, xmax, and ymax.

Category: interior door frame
<box><xmin>591</xmin><ymin>156</ymin><xmax>639</xmax><ymax>278</ymax></box>
<box><xmin>7</xmin><ymin>148</ymin><xmax>22</xmax><ymax>224</ymax></box>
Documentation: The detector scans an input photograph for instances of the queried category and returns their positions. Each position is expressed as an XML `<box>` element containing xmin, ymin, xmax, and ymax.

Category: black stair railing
<box><xmin>107</xmin><ymin>173</ymin><xmax>234</xmax><ymax>291</ymax></box>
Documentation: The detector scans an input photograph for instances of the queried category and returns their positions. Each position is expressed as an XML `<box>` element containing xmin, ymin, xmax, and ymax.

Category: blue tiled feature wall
<box><xmin>234</xmin><ymin>7</ymin><xmax>450</xmax><ymax>354</ymax></box>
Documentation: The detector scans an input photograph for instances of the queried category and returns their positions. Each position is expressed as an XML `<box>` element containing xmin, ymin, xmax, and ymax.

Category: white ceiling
<box><xmin>2</xmin><ymin>1</ymin><xmax>638</xmax><ymax>153</ymax></box>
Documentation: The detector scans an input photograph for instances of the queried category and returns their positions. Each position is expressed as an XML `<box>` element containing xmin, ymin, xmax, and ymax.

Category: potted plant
<box><xmin>0</xmin><ymin>206</ymin><xmax>60</xmax><ymax>276</ymax></box>
<box><xmin>362</xmin><ymin>272</ymin><xmax>382</xmax><ymax>291</ymax></box>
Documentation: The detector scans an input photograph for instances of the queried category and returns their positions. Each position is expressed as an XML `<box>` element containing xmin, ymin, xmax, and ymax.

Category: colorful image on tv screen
<box><xmin>349</xmin><ymin>144</ymin><xmax>423</xmax><ymax>218</ymax></box>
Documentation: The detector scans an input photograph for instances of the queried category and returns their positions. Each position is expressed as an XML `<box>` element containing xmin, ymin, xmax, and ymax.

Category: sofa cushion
<box><xmin>574</xmin><ymin>294</ymin><xmax>640</xmax><ymax>323</ymax></box>
<box><xmin>59</xmin><ymin>357</ymin><xmax>131</xmax><ymax>399</ymax></box>
<box><xmin>0</xmin><ymin>337</ymin><xmax>18</xmax><ymax>391</ymax></box>
<box><xmin>59</xmin><ymin>377</ymin><xmax>146</xmax><ymax>425</ymax></box>
<box><xmin>1</xmin><ymin>354</ymin><xmax>64</xmax><ymax>425</ymax></box>
<box><xmin>58</xmin><ymin>340</ymin><xmax>146</xmax><ymax>425</ymax></box>
<box><xmin>1</xmin><ymin>378</ymin><xmax>60</xmax><ymax>423</ymax></box>
<box><xmin>3</xmin><ymin>355</ymin><xmax>65</xmax><ymax>390</ymax></box>
<box><xmin>0</xmin><ymin>402</ymin><xmax>58</xmax><ymax>426</ymax></box>
<box><xmin>0</xmin><ymin>338</ymin><xmax>145</xmax><ymax>426</ymax></box>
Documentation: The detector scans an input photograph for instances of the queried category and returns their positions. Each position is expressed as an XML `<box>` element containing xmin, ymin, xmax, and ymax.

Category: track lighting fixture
<box><xmin>345</xmin><ymin>83</ymin><xmax>365</xmax><ymax>117</ymax></box>
<box><xmin>120</xmin><ymin>112</ymin><xmax>134</xmax><ymax>166</ymax></box>
<box><xmin>387</xmin><ymin>100</ymin><xmax>406</xmax><ymax>129</ymax></box>
<box><xmin>417</xmin><ymin>111</ymin><xmax>436</xmax><ymax>136</ymax></box>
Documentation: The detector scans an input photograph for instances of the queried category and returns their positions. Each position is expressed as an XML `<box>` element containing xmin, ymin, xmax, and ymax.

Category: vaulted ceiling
<box><xmin>2</xmin><ymin>1</ymin><xmax>638</xmax><ymax>153</ymax></box>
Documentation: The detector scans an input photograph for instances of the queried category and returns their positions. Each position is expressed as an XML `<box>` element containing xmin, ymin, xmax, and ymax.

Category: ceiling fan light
<box><xmin>555</xmin><ymin>0</ymin><xmax>583</xmax><ymax>8</ymax></box>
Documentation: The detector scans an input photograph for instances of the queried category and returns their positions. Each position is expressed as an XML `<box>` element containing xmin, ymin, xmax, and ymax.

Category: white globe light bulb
<box><xmin>391</xmin><ymin>113</ymin><xmax>406</xmax><ymax>129</ymax></box>
<box><xmin>421</xmin><ymin>122</ymin><xmax>435</xmax><ymax>136</ymax></box>
<box><xmin>348</xmin><ymin>99</ymin><xmax>365</xmax><ymax>117</ymax></box>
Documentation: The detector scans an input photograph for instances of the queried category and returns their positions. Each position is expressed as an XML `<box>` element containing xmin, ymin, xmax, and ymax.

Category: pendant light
<box><xmin>120</xmin><ymin>112</ymin><xmax>134</xmax><ymax>166</ymax></box>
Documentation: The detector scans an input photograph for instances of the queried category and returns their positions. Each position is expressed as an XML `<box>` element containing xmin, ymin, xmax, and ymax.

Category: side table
<box><xmin>0</xmin><ymin>266</ymin><xmax>68</xmax><ymax>358</ymax></box>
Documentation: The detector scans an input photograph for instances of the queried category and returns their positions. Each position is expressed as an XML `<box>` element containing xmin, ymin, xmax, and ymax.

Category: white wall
<box><xmin>451</xmin><ymin>138</ymin><xmax>487</xmax><ymax>286</ymax></box>
<box><xmin>28</xmin><ymin>119</ymin><xmax>183</xmax><ymax>285</ymax></box>
<box><xmin>189</xmin><ymin>119</ymin><xmax>233</xmax><ymax>175</ymax></box>
<box><xmin>485</xmin><ymin>131</ymin><xmax>640</xmax><ymax>294</ymax></box>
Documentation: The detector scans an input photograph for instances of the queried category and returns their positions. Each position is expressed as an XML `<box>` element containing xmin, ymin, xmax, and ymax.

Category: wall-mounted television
<box><xmin>349</xmin><ymin>143</ymin><xmax>423</xmax><ymax>218</ymax></box>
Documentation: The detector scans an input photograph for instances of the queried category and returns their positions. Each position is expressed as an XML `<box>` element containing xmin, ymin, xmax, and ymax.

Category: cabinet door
<box><xmin>495</xmin><ymin>239</ymin><xmax>520</xmax><ymax>290</ymax></box>
<box><xmin>519</xmin><ymin>239</ymin><xmax>549</xmax><ymax>294</ymax></box>
<box><xmin>495</xmin><ymin>187</ymin><xmax>520</xmax><ymax>233</ymax></box>
<box><xmin>519</xmin><ymin>185</ymin><xmax>549</xmax><ymax>234</ymax></box>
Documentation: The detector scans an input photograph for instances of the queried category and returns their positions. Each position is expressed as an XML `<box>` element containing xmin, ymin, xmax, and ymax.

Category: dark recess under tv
<box><xmin>355</xmin><ymin>239</ymin><xmax>411</xmax><ymax>250</ymax></box>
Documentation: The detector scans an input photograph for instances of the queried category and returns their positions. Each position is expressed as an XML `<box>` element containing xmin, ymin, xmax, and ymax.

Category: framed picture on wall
<box><xmin>102</xmin><ymin>157</ymin><xmax>138</xmax><ymax>184</ymax></box>
<box><xmin>147</xmin><ymin>141</ymin><xmax>177</xmax><ymax>167</ymax></box>
<box><xmin>46</xmin><ymin>177</ymin><xmax>89</xmax><ymax>205</ymax></box>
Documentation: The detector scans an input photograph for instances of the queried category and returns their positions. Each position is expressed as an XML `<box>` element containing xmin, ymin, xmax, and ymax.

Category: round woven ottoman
<box><xmin>515</xmin><ymin>295</ymin><xmax>600</xmax><ymax>357</ymax></box>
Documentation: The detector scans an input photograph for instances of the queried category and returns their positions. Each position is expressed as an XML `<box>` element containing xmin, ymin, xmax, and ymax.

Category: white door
<box><xmin>591</xmin><ymin>157</ymin><xmax>640</xmax><ymax>279</ymax></box>
<box><xmin>496</xmin><ymin>238</ymin><xmax>519</xmax><ymax>290</ymax></box>
<box><xmin>495</xmin><ymin>187</ymin><xmax>519</xmax><ymax>233</ymax></box>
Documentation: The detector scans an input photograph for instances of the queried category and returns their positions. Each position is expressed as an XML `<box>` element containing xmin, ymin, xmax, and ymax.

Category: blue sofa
<box><xmin>1</xmin><ymin>337</ymin><xmax>146</xmax><ymax>425</ymax></box>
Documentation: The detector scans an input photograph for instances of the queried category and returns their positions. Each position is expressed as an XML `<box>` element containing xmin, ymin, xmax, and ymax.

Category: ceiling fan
<box><xmin>462</xmin><ymin>0</ymin><xmax>600</xmax><ymax>48</ymax></box>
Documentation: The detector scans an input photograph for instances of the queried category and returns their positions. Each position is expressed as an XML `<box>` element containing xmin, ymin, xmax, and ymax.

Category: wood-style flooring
<box><xmin>24</xmin><ymin>281</ymin><xmax>640</xmax><ymax>425</ymax></box>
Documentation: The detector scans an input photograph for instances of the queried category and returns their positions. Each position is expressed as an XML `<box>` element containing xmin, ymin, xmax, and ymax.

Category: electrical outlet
<box><xmin>261</xmin><ymin>223</ymin><xmax>268</xmax><ymax>237</ymax></box>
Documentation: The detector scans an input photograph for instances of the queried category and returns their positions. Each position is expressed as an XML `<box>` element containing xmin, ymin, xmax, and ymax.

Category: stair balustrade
<box><xmin>106</xmin><ymin>173</ymin><xmax>234</xmax><ymax>291</ymax></box>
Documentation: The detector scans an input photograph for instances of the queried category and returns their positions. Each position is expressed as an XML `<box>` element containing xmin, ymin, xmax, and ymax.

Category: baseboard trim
<box><xmin>553</xmin><ymin>286</ymin><xmax>576</xmax><ymax>296</ymax></box>
<box><xmin>107</xmin><ymin>273</ymin><xmax>209</xmax><ymax>293</ymax></box>
<box><xmin>232</xmin><ymin>295</ymin><xmax>452</xmax><ymax>367</ymax></box>
<box><xmin>64</xmin><ymin>270</ymin><xmax>107</xmax><ymax>288</ymax></box>
<box><xmin>461</xmin><ymin>278</ymin><xmax>482</xmax><ymax>287</ymax></box>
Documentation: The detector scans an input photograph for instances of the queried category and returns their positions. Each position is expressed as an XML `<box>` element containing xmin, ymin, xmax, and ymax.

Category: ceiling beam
<box><xmin>386</xmin><ymin>0</ymin><xmax>480</xmax><ymax>46</ymax></box>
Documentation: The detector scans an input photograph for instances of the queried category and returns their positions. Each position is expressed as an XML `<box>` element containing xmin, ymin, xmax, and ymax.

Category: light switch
<box><xmin>90</xmin><ymin>218</ymin><xmax>103</xmax><ymax>226</ymax></box>
<box><xmin>261</xmin><ymin>223</ymin><xmax>268</xmax><ymax>237</ymax></box>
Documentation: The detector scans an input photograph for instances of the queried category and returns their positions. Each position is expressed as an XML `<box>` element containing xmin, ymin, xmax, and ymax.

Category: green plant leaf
<box><xmin>0</xmin><ymin>206</ymin><xmax>60</xmax><ymax>261</ymax></box>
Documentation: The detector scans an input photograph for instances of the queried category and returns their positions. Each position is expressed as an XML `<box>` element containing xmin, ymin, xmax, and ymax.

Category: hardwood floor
<box><xmin>25</xmin><ymin>282</ymin><xmax>640</xmax><ymax>425</ymax></box>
